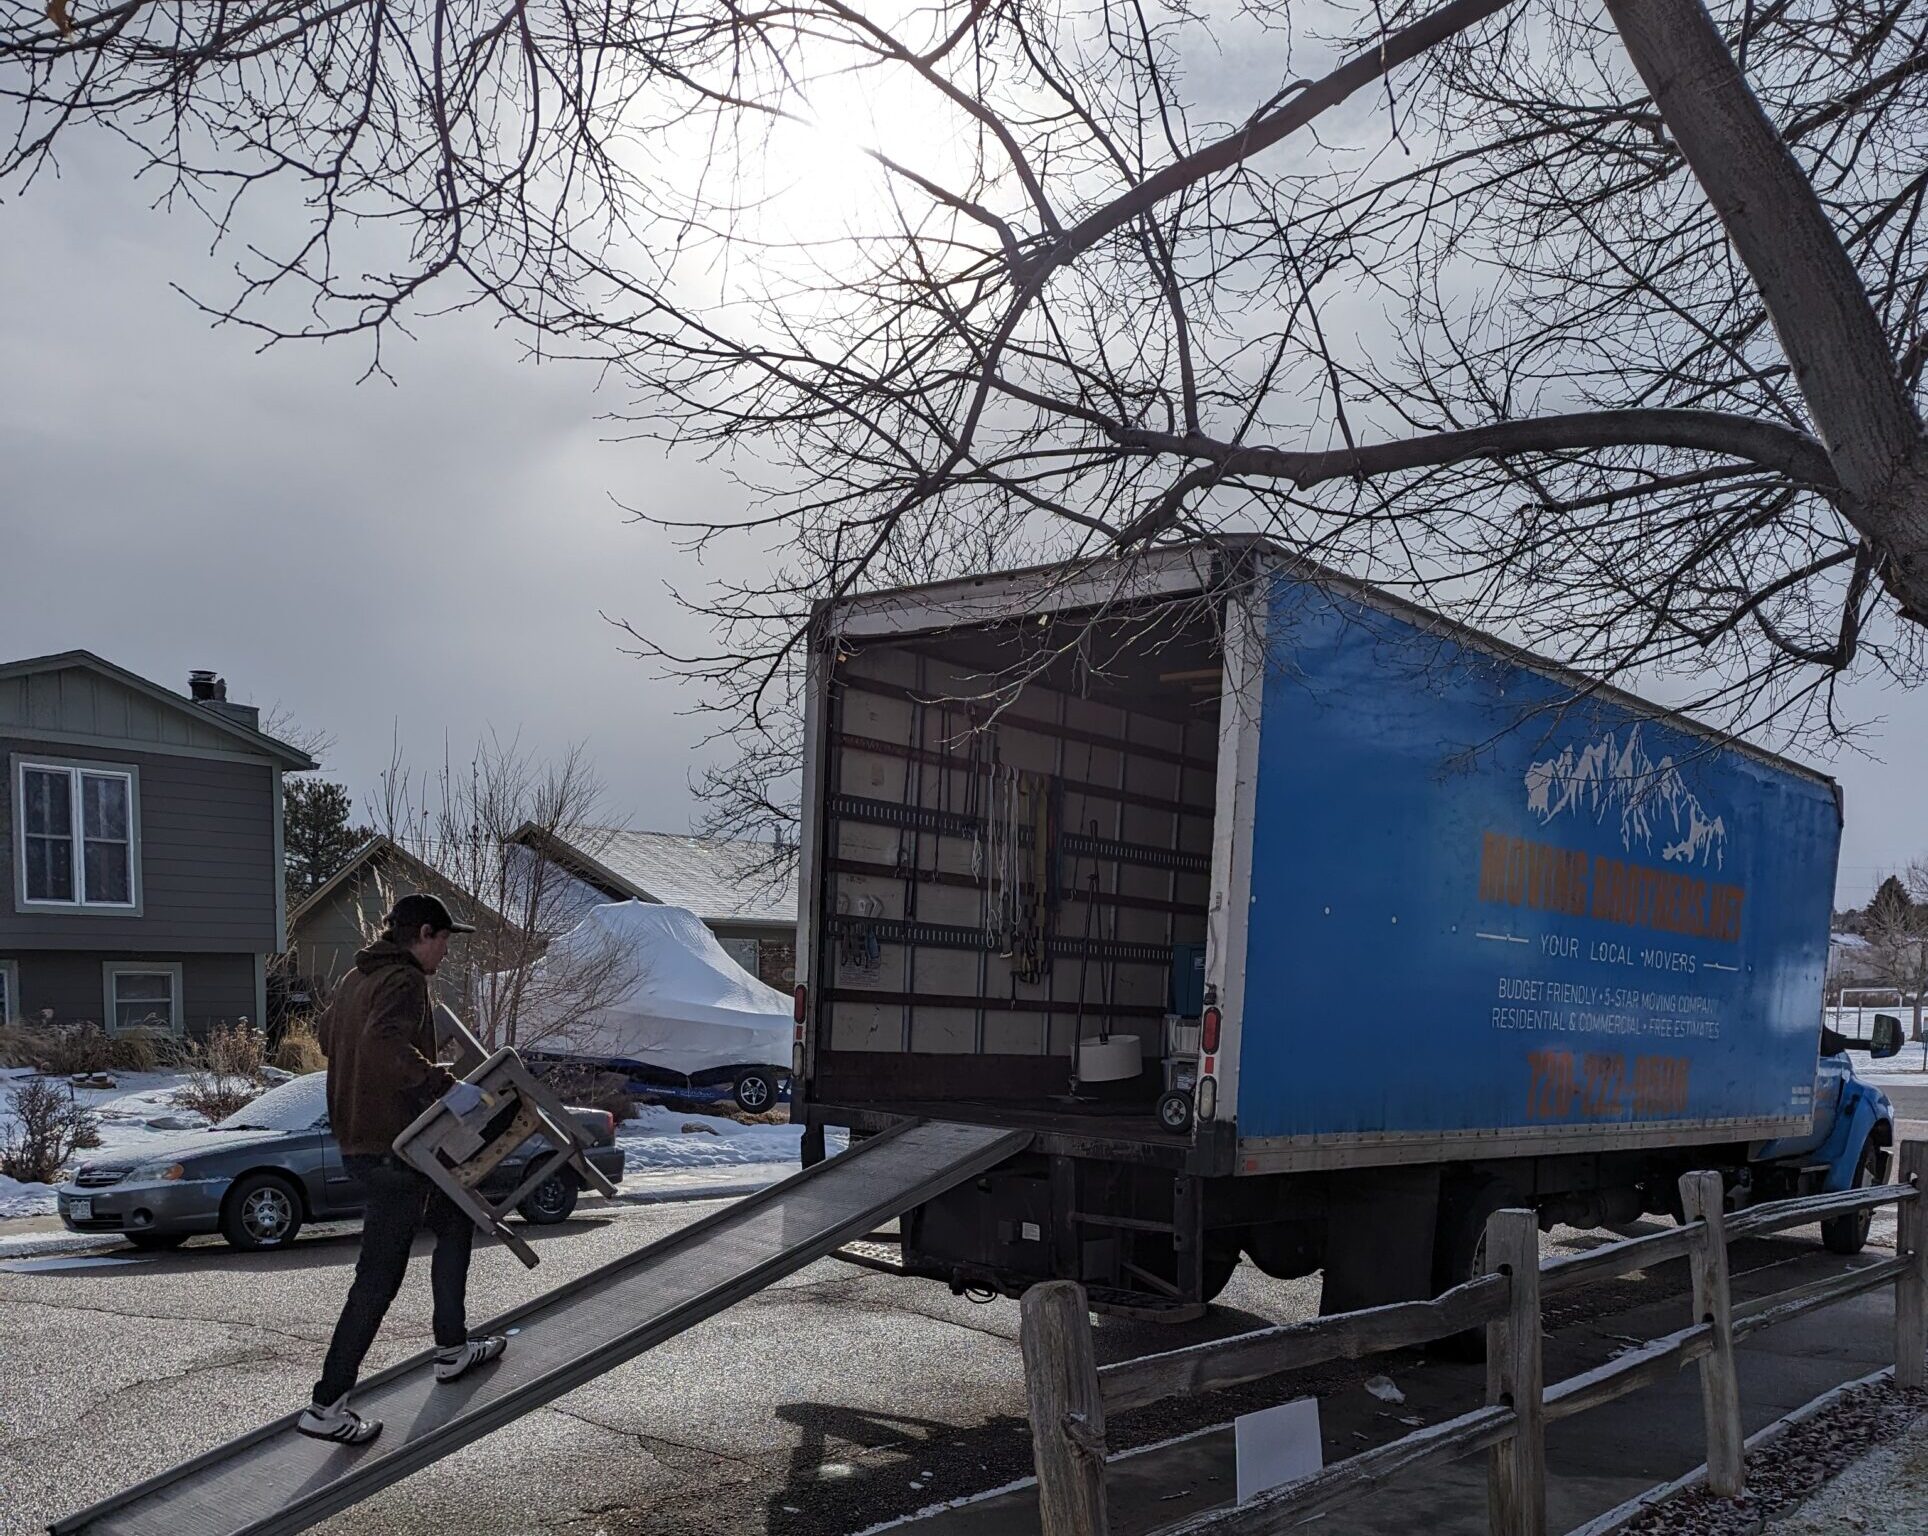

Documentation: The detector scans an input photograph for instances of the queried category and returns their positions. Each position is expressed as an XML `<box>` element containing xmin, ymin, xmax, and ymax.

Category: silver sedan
<box><xmin>55</xmin><ymin>1072</ymin><xmax>626</xmax><ymax>1252</ymax></box>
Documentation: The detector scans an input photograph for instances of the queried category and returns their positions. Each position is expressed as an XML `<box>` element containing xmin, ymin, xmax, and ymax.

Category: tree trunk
<box><xmin>1604</xmin><ymin>0</ymin><xmax>1928</xmax><ymax>624</ymax></box>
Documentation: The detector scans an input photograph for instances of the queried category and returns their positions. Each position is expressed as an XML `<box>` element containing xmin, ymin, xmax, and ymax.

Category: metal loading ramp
<box><xmin>52</xmin><ymin>1119</ymin><xmax>1029</xmax><ymax>1536</ymax></box>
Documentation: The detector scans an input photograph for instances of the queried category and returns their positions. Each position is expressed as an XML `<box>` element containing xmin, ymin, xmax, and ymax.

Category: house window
<box><xmin>0</xmin><ymin>960</ymin><xmax>17</xmax><ymax>1024</ymax></box>
<box><xmin>719</xmin><ymin>936</ymin><xmax>761</xmax><ymax>978</ymax></box>
<box><xmin>102</xmin><ymin>963</ymin><xmax>183</xmax><ymax>1035</ymax></box>
<box><xmin>15</xmin><ymin>758</ymin><xmax>140</xmax><ymax>911</ymax></box>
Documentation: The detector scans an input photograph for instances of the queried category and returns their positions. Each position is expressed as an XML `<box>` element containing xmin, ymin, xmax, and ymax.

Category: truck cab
<box><xmin>1749</xmin><ymin>1012</ymin><xmax>1901</xmax><ymax>1251</ymax></box>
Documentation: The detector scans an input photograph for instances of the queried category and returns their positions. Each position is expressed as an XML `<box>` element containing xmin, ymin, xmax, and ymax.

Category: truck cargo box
<box><xmin>1230</xmin><ymin>576</ymin><xmax>1837</xmax><ymax>1171</ymax></box>
<box><xmin>796</xmin><ymin>541</ymin><xmax>1838</xmax><ymax>1175</ymax></box>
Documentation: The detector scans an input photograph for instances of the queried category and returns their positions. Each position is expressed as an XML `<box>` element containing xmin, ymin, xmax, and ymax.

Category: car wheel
<box><xmin>125</xmin><ymin>1232</ymin><xmax>187</xmax><ymax>1251</ymax></box>
<box><xmin>222</xmin><ymin>1173</ymin><xmax>305</xmax><ymax>1251</ymax></box>
<box><xmin>517</xmin><ymin>1173</ymin><xmax>580</xmax><ymax>1225</ymax></box>
<box><xmin>1822</xmin><ymin>1141</ymin><xmax>1879</xmax><ymax>1256</ymax></box>
<box><xmin>733</xmin><ymin>1069</ymin><xmax>778</xmax><ymax>1113</ymax></box>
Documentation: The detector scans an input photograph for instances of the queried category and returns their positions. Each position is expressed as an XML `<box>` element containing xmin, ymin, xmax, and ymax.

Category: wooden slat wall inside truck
<box><xmin>821</xmin><ymin>643</ymin><xmax>1216</xmax><ymax>1096</ymax></box>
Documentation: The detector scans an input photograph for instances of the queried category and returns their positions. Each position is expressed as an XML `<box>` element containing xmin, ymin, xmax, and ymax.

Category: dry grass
<box><xmin>272</xmin><ymin>1016</ymin><xmax>327</xmax><ymax>1075</ymax></box>
<box><xmin>0</xmin><ymin>1022</ymin><xmax>176</xmax><ymax>1076</ymax></box>
<box><xmin>106</xmin><ymin>1033</ymin><xmax>159</xmax><ymax>1073</ymax></box>
<box><xmin>1</xmin><ymin>1023</ymin><xmax>114</xmax><ymax>1076</ymax></box>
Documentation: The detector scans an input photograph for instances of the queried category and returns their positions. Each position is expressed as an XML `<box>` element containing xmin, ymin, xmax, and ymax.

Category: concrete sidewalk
<box><xmin>889</xmin><ymin>1255</ymin><xmax>1907</xmax><ymax>1536</ymax></box>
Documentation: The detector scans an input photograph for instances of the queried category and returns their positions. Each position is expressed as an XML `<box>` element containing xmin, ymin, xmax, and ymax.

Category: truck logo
<box><xmin>1523</xmin><ymin>726</ymin><xmax>1727</xmax><ymax>869</ymax></box>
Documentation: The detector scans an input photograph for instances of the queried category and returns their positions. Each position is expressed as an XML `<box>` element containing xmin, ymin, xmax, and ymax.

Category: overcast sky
<box><xmin>4</xmin><ymin>135</ymin><xmax>1925</xmax><ymax>909</ymax></box>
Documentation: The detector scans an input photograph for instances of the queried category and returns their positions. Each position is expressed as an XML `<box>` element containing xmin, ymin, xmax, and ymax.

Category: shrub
<box><xmin>30</xmin><ymin>1023</ymin><xmax>115</xmax><ymax>1077</ymax></box>
<box><xmin>174</xmin><ymin>1020</ymin><xmax>267</xmax><ymax>1122</ymax></box>
<box><xmin>106</xmin><ymin>1033</ymin><xmax>159</xmax><ymax>1073</ymax></box>
<box><xmin>0</xmin><ymin>1078</ymin><xmax>99</xmax><ymax>1183</ymax></box>
<box><xmin>203</xmin><ymin>1020</ymin><xmax>266</xmax><ymax>1080</ymax></box>
<box><xmin>272</xmin><ymin>1016</ymin><xmax>327</xmax><ymax>1076</ymax></box>
<box><xmin>173</xmin><ymin>1074</ymin><xmax>262</xmax><ymax>1123</ymax></box>
<box><xmin>146</xmin><ymin>1032</ymin><xmax>198</xmax><ymax>1069</ymax></box>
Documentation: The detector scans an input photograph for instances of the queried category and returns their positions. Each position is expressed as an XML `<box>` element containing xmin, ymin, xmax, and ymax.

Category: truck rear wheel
<box><xmin>1430</xmin><ymin>1177</ymin><xmax>1526</xmax><ymax>1360</ymax></box>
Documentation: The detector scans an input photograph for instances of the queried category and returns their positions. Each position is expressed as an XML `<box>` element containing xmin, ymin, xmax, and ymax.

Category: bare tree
<box><xmin>372</xmin><ymin>735</ymin><xmax>638</xmax><ymax>1051</ymax></box>
<box><xmin>7</xmin><ymin>0</ymin><xmax>1926</xmax><ymax>837</ymax></box>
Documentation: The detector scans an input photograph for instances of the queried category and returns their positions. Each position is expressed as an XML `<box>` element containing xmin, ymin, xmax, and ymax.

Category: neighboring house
<box><xmin>0</xmin><ymin>653</ymin><xmax>315</xmax><ymax>1038</ymax></box>
<box><xmin>1828</xmin><ymin>931</ymin><xmax>1883</xmax><ymax>991</ymax></box>
<box><xmin>284</xmin><ymin>836</ymin><xmax>487</xmax><ymax>993</ymax></box>
<box><xmin>506</xmin><ymin>825</ymin><xmax>799</xmax><ymax>988</ymax></box>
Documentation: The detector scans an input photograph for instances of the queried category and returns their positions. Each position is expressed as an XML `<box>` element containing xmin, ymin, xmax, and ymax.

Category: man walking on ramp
<box><xmin>300</xmin><ymin>893</ymin><xmax>508</xmax><ymax>1446</ymax></box>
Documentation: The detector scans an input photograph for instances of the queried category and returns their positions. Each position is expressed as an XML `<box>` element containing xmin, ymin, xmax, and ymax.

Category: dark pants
<box><xmin>313</xmin><ymin>1155</ymin><xmax>474</xmax><ymax>1405</ymax></box>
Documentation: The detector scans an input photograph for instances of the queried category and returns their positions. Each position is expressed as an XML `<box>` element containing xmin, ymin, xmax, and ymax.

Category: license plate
<box><xmin>69</xmin><ymin>1198</ymin><xmax>92</xmax><ymax>1221</ymax></box>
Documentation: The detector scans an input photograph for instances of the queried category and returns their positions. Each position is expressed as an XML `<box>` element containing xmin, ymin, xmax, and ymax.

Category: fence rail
<box><xmin>1020</xmin><ymin>1143</ymin><xmax>1928</xmax><ymax>1536</ymax></box>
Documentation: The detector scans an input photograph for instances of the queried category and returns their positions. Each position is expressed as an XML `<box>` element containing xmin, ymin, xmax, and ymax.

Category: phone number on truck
<box><xmin>1527</xmin><ymin>1050</ymin><xmax>1691</xmax><ymax>1120</ymax></box>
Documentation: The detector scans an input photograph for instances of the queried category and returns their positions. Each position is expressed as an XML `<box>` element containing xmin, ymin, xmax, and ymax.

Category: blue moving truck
<box><xmin>794</xmin><ymin>540</ymin><xmax>1898</xmax><ymax>1312</ymax></box>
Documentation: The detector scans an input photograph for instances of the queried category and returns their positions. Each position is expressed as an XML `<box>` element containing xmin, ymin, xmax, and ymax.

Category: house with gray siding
<box><xmin>285</xmin><ymin>835</ymin><xmax>512</xmax><ymax>1004</ymax></box>
<box><xmin>0</xmin><ymin>652</ymin><xmax>316</xmax><ymax>1037</ymax></box>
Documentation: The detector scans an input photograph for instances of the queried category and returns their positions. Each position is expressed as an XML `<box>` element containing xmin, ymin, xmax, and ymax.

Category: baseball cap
<box><xmin>386</xmin><ymin>892</ymin><xmax>478</xmax><ymax>935</ymax></box>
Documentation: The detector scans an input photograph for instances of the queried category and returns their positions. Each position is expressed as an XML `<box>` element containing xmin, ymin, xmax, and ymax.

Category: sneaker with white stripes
<box><xmin>297</xmin><ymin>1396</ymin><xmax>382</xmax><ymax>1446</ymax></box>
<box><xmin>434</xmin><ymin>1334</ymin><xmax>507</xmax><ymax>1383</ymax></box>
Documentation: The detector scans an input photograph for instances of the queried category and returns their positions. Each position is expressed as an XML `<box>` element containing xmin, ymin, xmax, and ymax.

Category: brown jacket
<box><xmin>318</xmin><ymin>941</ymin><xmax>456</xmax><ymax>1155</ymax></box>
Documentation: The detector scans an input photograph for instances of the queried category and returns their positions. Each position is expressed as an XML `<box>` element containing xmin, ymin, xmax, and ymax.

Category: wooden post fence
<box><xmin>1021</xmin><ymin>1279</ymin><xmax>1110</xmax><ymax>1536</ymax></box>
<box><xmin>1483</xmin><ymin>1208</ymin><xmax>1546</xmax><ymax>1536</ymax></box>
<box><xmin>1898</xmin><ymin>1142</ymin><xmax>1928</xmax><ymax>1391</ymax></box>
<box><xmin>1015</xmin><ymin>1151</ymin><xmax>1926</xmax><ymax>1536</ymax></box>
<box><xmin>1679</xmin><ymin>1170</ymin><xmax>1744</xmax><ymax>1498</ymax></box>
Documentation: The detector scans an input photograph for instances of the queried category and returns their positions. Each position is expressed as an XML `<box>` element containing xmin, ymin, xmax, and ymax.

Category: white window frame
<box><xmin>0</xmin><ymin>959</ymin><xmax>18</xmax><ymax>1024</ymax></box>
<box><xmin>101</xmin><ymin>961</ymin><xmax>184</xmax><ymax>1036</ymax></box>
<box><xmin>12</xmin><ymin>755</ymin><xmax>143</xmax><ymax>915</ymax></box>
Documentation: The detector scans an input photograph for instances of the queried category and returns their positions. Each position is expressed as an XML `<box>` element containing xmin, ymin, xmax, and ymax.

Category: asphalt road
<box><xmin>0</xmin><ymin>1196</ymin><xmax>1900</xmax><ymax>1536</ymax></box>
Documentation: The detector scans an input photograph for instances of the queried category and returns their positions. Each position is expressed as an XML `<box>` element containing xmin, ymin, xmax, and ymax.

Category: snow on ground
<box><xmin>1845</xmin><ymin>1047</ymin><xmax>1928</xmax><ymax>1085</ymax></box>
<box><xmin>0</xmin><ymin>1174</ymin><xmax>58</xmax><ymax>1219</ymax></box>
<box><xmin>0</xmin><ymin>1065</ymin><xmax>843</xmax><ymax>1219</ymax></box>
<box><xmin>0</xmin><ymin>1070</ymin><xmax>212</xmax><ymax>1218</ymax></box>
<box><xmin>614</xmin><ymin>1102</ymin><xmax>839</xmax><ymax>1174</ymax></box>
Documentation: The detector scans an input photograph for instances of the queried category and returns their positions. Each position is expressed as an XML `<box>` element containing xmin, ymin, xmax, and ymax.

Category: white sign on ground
<box><xmin>1234</xmin><ymin>1396</ymin><xmax>1323</xmax><ymax>1505</ymax></box>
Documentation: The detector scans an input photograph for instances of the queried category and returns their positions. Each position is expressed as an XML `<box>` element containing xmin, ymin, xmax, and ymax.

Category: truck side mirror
<box><xmin>1873</xmin><ymin>1014</ymin><xmax>1905</xmax><ymax>1060</ymax></box>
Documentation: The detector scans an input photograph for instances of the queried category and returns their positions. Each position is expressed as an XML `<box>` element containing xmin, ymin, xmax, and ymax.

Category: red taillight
<box><xmin>1202</xmin><ymin>1005</ymin><xmax>1221</xmax><ymax>1055</ymax></box>
<box><xmin>794</xmin><ymin>984</ymin><xmax>808</xmax><ymax>1027</ymax></box>
<box><xmin>602</xmin><ymin>1112</ymin><xmax>615</xmax><ymax>1137</ymax></box>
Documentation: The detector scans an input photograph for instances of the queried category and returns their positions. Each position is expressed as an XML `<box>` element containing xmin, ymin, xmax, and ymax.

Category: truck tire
<box><xmin>1822</xmin><ymin>1141</ymin><xmax>1878</xmax><ymax>1256</ymax></box>
<box><xmin>1430</xmin><ymin>1176</ymin><xmax>1526</xmax><ymax>1360</ymax></box>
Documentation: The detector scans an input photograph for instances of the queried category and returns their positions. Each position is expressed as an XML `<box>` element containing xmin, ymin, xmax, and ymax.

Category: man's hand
<box><xmin>442</xmin><ymin>1081</ymin><xmax>486</xmax><ymax>1118</ymax></box>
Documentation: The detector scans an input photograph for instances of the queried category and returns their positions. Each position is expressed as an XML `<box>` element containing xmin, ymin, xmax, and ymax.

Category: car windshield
<box><xmin>214</xmin><ymin>1072</ymin><xmax>329</xmax><ymax>1132</ymax></box>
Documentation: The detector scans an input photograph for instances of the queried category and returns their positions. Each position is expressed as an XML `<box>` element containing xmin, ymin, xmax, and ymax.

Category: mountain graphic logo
<box><xmin>1523</xmin><ymin>725</ymin><xmax>1727</xmax><ymax>868</ymax></box>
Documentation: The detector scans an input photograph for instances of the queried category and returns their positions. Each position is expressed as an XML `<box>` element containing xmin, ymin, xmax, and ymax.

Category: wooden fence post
<box><xmin>1897</xmin><ymin>1142</ymin><xmax>1927</xmax><ymax>1391</ymax></box>
<box><xmin>1483</xmin><ymin>1207</ymin><xmax>1546</xmax><ymax>1536</ymax></box>
<box><xmin>1020</xmin><ymin>1280</ymin><xmax>1109</xmax><ymax>1536</ymax></box>
<box><xmin>1680</xmin><ymin>1170</ymin><xmax>1745</xmax><ymax>1498</ymax></box>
